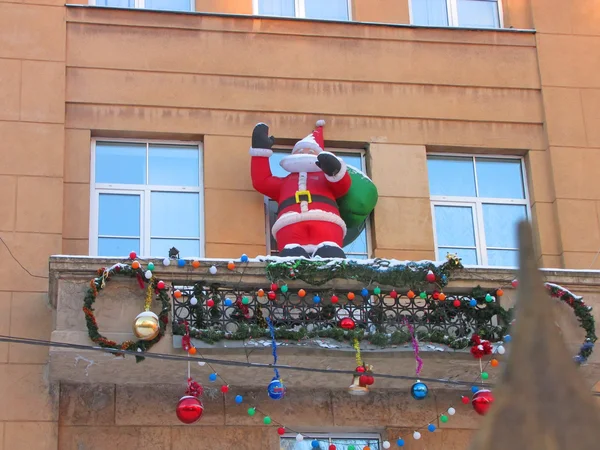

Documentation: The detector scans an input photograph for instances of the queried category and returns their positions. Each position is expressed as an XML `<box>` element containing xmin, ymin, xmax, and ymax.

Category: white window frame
<box><xmin>89</xmin><ymin>138</ymin><xmax>205</xmax><ymax>258</ymax></box>
<box><xmin>264</xmin><ymin>146</ymin><xmax>372</xmax><ymax>258</ymax></box>
<box><xmin>280</xmin><ymin>432</ymin><xmax>381</xmax><ymax>447</ymax></box>
<box><xmin>253</xmin><ymin>0</ymin><xmax>353</xmax><ymax>21</ymax></box>
<box><xmin>89</xmin><ymin>0</ymin><xmax>196</xmax><ymax>12</ymax></box>
<box><xmin>408</xmin><ymin>0</ymin><xmax>504</xmax><ymax>28</ymax></box>
<box><xmin>429</xmin><ymin>153</ymin><xmax>530</xmax><ymax>268</ymax></box>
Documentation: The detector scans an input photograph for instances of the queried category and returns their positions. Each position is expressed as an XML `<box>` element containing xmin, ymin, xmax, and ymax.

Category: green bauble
<box><xmin>338</xmin><ymin>165</ymin><xmax>378</xmax><ymax>247</ymax></box>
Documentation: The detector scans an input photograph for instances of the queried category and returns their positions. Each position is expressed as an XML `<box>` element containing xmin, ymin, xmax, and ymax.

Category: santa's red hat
<box><xmin>292</xmin><ymin>120</ymin><xmax>325</xmax><ymax>154</ymax></box>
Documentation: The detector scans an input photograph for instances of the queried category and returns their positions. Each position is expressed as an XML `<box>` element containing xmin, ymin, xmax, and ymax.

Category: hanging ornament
<box><xmin>268</xmin><ymin>291</ymin><xmax>277</xmax><ymax>300</ymax></box>
<box><xmin>129</xmin><ymin>251</ymin><xmax>137</xmax><ymax>260</ymax></box>
<box><xmin>419</xmin><ymin>291</ymin><xmax>427</xmax><ymax>299</ymax></box>
<box><xmin>440</xmin><ymin>414</ymin><xmax>448</xmax><ymax>423</ymax></box>
<box><xmin>132</xmin><ymin>282</ymin><xmax>160</xmax><ymax>340</ymax></box>
<box><xmin>511</xmin><ymin>279</ymin><xmax>519</xmax><ymax>288</ymax></box>
<box><xmin>247</xmin><ymin>407</ymin><xmax>256</xmax><ymax>416</ymax></box>
<box><xmin>361</xmin><ymin>288</ymin><xmax>369</xmax><ymax>297</ymax></box>
<box><xmin>347</xmin><ymin>291</ymin><xmax>355</xmax><ymax>300</ymax></box>
<box><xmin>157</xmin><ymin>280</ymin><xmax>166</xmax><ymax>290</ymax></box>
<box><xmin>227</xmin><ymin>261</ymin><xmax>235</xmax><ymax>270</ymax></box>
<box><xmin>147</xmin><ymin>262</ymin><xmax>155</xmax><ymax>271</ymax></box>
<box><xmin>469</xmin><ymin>298</ymin><xmax>477</xmax><ymax>307</ymax></box>
<box><xmin>263</xmin><ymin>416</ymin><xmax>272</xmax><ymax>425</ymax></box>
<box><xmin>298</xmin><ymin>289</ymin><xmax>306</xmax><ymax>298</ymax></box>
<box><xmin>241</xmin><ymin>254</ymin><xmax>249</xmax><ymax>263</ymax></box>
<box><xmin>485</xmin><ymin>293</ymin><xmax>494</xmax><ymax>303</ymax></box>
<box><xmin>427</xmin><ymin>424</ymin><xmax>436</xmax><ymax>432</ymax></box>
<box><xmin>461</xmin><ymin>396</ymin><xmax>470</xmax><ymax>404</ymax></box>
<box><xmin>331</xmin><ymin>294</ymin><xmax>339</xmax><ymax>304</ymax></box>
<box><xmin>235</xmin><ymin>395</ymin><xmax>243</xmax><ymax>404</ymax></box>
<box><xmin>470</xmin><ymin>334</ymin><xmax>493</xmax><ymax>359</ymax></box>
<box><xmin>296</xmin><ymin>434</ymin><xmax>304</xmax><ymax>442</ymax></box>
<box><xmin>144</xmin><ymin>269</ymin><xmax>152</xmax><ymax>279</ymax></box>
<box><xmin>426</xmin><ymin>270</ymin><xmax>436</xmax><ymax>282</ymax></box>
<box><xmin>491</xmin><ymin>358</ymin><xmax>499</xmax><ymax>367</ymax></box>
<box><xmin>131</xmin><ymin>260</ymin><xmax>140</xmax><ymax>270</ymax></box>
<box><xmin>453</xmin><ymin>299</ymin><xmax>461</xmax><ymax>307</ymax></box>
<box><xmin>373</xmin><ymin>286</ymin><xmax>381</xmax><ymax>295</ymax></box>
<box><xmin>340</xmin><ymin>317</ymin><xmax>356</xmax><ymax>330</ymax></box>
<box><xmin>190</xmin><ymin>297</ymin><xmax>198</xmax><ymax>306</ymax></box>
<box><xmin>224</xmin><ymin>298</ymin><xmax>232</xmax><ymax>307</ymax></box>
<box><xmin>329</xmin><ymin>444</ymin><xmax>336</xmax><ymax>450</ymax></box>
<box><xmin>382</xmin><ymin>441</ymin><xmax>391</xmax><ymax>449</ymax></box>
<box><xmin>174</xmin><ymin>289</ymin><xmax>182</xmax><ymax>299</ymax></box>
<box><xmin>177</xmin><ymin>258</ymin><xmax>186</xmax><ymax>267</ymax></box>
<box><xmin>396</xmin><ymin>438</ymin><xmax>405</xmax><ymax>447</ymax></box>
<box><xmin>432</xmin><ymin>291</ymin><xmax>440</xmax><ymax>300</ymax></box>
<box><xmin>438</xmin><ymin>292</ymin><xmax>446</xmax><ymax>301</ymax></box>
<box><xmin>472</xmin><ymin>389</ymin><xmax>494</xmax><ymax>416</ymax></box>
<box><xmin>497</xmin><ymin>345</ymin><xmax>506</xmax><ymax>355</ymax></box>
<box><xmin>390</xmin><ymin>290</ymin><xmax>398</xmax><ymax>299</ymax></box>
<box><xmin>266</xmin><ymin>317</ymin><xmax>286</xmax><ymax>400</ymax></box>
<box><xmin>209</xmin><ymin>265</ymin><xmax>217</xmax><ymax>275</ymax></box>
<box><xmin>220</xmin><ymin>385</ymin><xmax>229</xmax><ymax>393</ymax></box>
<box><xmin>209</xmin><ymin>373</ymin><xmax>217</xmax><ymax>382</ymax></box>
<box><xmin>410</xmin><ymin>381</ymin><xmax>429</xmax><ymax>400</ymax></box>
<box><xmin>311</xmin><ymin>441</ymin><xmax>320</xmax><ymax>449</ymax></box>
<box><xmin>162</xmin><ymin>257</ymin><xmax>171</xmax><ymax>266</ymax></box>
<box><xmin>313</xmin><ymin>295</ymin><xmax>321</xmax><ymax>304</ymax></box>
<box><xmin>496</xmin><ymin>289</ymin><xmax>504</xmax><ymax>297</ymax></box>
<box><xmin>448</xmin><ymin>407</ymin><xmax>456</xmax><ymax>416</ymax></box>
<box><xmin>407</xmin><ymin>290</ymin><xmax>415</xmax><ymax>299</ymax></box>
<box><xmin>270</xmin><ymin>283</ymin><xmax>278</xmax><ymax>291</ymax></box>
<box><xmin>176</xmin><ymin>377</ymin><xmax>204</xmax><ymax>424</ymax></box>
<box><xmin>413</xmin><ymin>431</ymin><xmax>421</xmax><ymax>440</ymax></box>
<box><xmin>206</xmin><ymin>299</ymin><xmax>215</xmax><ymax>307</ymax></box>
<box><xmin>281</xmin><ymin>284</ymin><xmax>289</xmax><ymax>293</ymax></box>
<box><xmin>192</xmin><ymin>260</ymin><xmax>200</xmax><ymax>268</ymax></box>
<box><xmin>278</xmin><ymin>427</ymin><xmax>286</xmax><ymax>436</ymax></box>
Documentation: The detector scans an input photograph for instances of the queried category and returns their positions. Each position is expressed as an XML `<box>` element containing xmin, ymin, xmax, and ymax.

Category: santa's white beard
<box><xmin>279</xmin><ymin>154</ymin><xmax>320</xmax><ymax>173</ymax></box>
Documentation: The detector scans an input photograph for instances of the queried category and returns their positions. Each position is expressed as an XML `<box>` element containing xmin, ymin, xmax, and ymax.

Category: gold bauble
<box><xmin>133</xmin><ymin>311</ymin><xmax>160</xmax><ymax>341</ymax></box>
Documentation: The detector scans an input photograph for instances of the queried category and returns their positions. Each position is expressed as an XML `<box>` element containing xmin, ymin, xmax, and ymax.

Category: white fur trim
<box><xmin>272</xmin><ymin>210</ymin><xmax>347</xmax><ymax>238</ymax></box>
<box><xmin>249</xmin><ymin>147</ymin><xmax>273</xmax><ymax>157</ymax></box>
<box><xmin>316</xmin><ymin>119</ymin><xmax>326</xmax><ymax>127</ymax></box>
<box><xmin>324</xmin><ymin>156</ymin><xmax>347</xmax><ymax>183</ymax></box>
<box><xmin>279</xmin><ymin>154</ymin><xmax>320</xmax><ymax>173</ymax></box>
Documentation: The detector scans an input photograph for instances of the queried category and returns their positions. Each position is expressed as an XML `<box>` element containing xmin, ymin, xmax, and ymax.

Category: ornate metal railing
<box><xmin>172</xmin><ymin>282</ymin><xmax>508</xmax><ymax>348</ymax></box>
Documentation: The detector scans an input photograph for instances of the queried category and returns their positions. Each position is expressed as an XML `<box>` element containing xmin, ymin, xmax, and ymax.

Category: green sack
<box><xmin>338</xmin><ymin>165</ymin><xmax>379</xmax><ymax>247</ymax></box>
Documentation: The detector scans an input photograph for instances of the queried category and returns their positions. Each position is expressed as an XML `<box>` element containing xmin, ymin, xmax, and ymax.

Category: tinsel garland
<box><xmin>82</xmin><ymin>264</ymin><xmax>171</xmax><ymax>362</ymax></box>
<box><xmin>264</xmin><ymin>255</ymin><xmax>463</xmax><ymax>288</ymax></box>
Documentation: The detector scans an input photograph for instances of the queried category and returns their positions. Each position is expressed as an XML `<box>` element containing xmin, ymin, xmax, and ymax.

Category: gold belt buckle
<box><xmin>295</xmin><ymin>190</ymin><xmax>312</xmax><ymax>203</ymax></box>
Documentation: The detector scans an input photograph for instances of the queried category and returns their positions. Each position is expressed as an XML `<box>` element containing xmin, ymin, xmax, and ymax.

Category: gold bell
<box><xmin>348</xmin><ymin>374</ymin><xmax>369</xmax><ymax>396</ymax></box>
<box><xmin>133</xmin><ymin>311</ymin><xmax>160</xmax><ymax>341</ymax></box>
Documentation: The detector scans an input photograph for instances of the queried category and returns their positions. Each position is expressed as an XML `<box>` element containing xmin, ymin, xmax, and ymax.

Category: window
<box><xmin>255</xmin><ymin>0</ymin><xmax>352</xmax><ymax>21</ymax></box>
<box><xmin>90</xmin><ymin>140</ymin><xmax>204</xmax><ymax>258</ymax></box>
<box><xmin>411</xmin><ymin>0</ymin><xmax>501</xmax><ymax>28</ymax></box>
<box><xmin>266</xmin><ymin>149</ymin><xmax>371</xmax><ymax>259</ymax></box>
<box><xmin>92</xmin><ymin>0</ymin><xmax>194</xmax><ymax>12</ymax></box>
<box><xmin>281</xmin><ymin>434</ymin><xmax>380</xmax><ymax>450</ymax></box>
<box><xmin>427</xmin><ymin>155</ymin><xmax>529</xmax><ymax>267</ymax></box>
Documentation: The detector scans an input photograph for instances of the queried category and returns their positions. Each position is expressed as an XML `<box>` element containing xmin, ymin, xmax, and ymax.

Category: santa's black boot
<box><xmin>313</xmin><ymin>244</ymin><xmax>346</xmax><ymax>259</ymax></box>
<box><xmin>279</xmin><ymin>246</ymin><xmax>311</xmax><ymax>258</ymax></box>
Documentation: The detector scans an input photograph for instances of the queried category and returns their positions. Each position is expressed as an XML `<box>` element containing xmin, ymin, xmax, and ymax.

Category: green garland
<box><xmin>264</xmin><ymin>254</ymin><xmax>463</xmax><ymax>289</ymax></box>
<box><xmin>83</xmin><ymin>264</ymin><xmax>171</xmax><ymax>362</ymax></box>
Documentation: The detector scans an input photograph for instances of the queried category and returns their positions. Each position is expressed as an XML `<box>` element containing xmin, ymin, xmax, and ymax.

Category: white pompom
<box><xmin>296</xmin><ymin>434</ymin><xmax>304</xmax><ymax>442</ymax></box>
<box><xmin>316</xmin><ymin>119</ymin><xmax>325</xmax><ymax>127</ymax></box>
<box><xmin>448</xmin><ymin>407</ymin><xmax>456</xmax><ymax>416</ymax></box>
<box><xmin>382</xmin><ymin>441</ymin><xmax>391</xmax><ymax>449</ymax></box>
<box><xmin>413</xmin><ymin>431</ymin><xmax>421</xmax><ymax>440</ymax></box>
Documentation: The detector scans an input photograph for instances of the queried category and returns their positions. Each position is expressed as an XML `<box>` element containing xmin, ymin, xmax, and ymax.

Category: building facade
<box><xmin>0</xmin><ymin>0</ymin><xmax>599</xmax><ymax>449</ymax></box>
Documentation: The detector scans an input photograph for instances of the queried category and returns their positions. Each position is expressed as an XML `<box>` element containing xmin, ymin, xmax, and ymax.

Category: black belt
<box><xmin>277</xmin><ymin>192</ymin><xmax>339</xmax><ymax>215</ymax></box>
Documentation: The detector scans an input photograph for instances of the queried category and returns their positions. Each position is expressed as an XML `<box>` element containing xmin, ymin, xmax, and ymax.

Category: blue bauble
<box><xmin>397</xmin><ymin>438</ymin><xmax>405</xmax><ymax>447</ymax></box>
<box><xmin>177</xmin><ymin>258</ymin><xmax>186</xmax><ymax>267</ymax></box>
<box><xmin>240</xmin><ymin>254</ymin><xmax>249</xmax><ymax>263</ymax></box>
<box><xmin>235</xmin><ymin>395</ymin><xmax>243</xmax><ymax>404</ymax></box>
<box><xmin>267</xmin><ymin>377</ymin><xmax>286</xmax><ymax>400</ymax></box>
<box><xmin>411</xmin><ymin>382</ymin><xmax>428</xmax><ymax>400</ymax></box>
<box><xmin>361</xmin><ymin>288</ymin><xmax>369</xmax><ymax>297</ymax></box>
<box><xmin>504</xmin><ymin>334</ymin><xmax>512</xmax><ymax>343</ymax></box>
<box><xmin>427</xmin><ymin>424</ymin><xmax>436</xmax><ymax>432</ymax></box>
<box><xmin>313</xmin><ymin>295</ymin><xmax>321</xmax><ymax>304</ymax></box>
<box><xmin>311</xmin><ymin>440</ymin><xmax>320</xmax><ymax>448</ymax></box>
<box><xmin>224</xmin><ymin>298</ymin><xmax>232</xmax><ymax>307</ymax></box>
<box><xmin>209</xmin><ymin>373</ymin><xmax>217</xmax><ymax>382</ymax></box>
<box><xmin>469</xmin><ymin>298</ymin><xmax>477</xmax><ymax>307</ymax></box>
<box><xmin>471</xmin><ymin>386</ymin><xmax>480</xmax><ymax>394</ymax></box>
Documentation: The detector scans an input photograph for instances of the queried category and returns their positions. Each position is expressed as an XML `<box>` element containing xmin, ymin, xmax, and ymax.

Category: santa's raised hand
<box><xmin>315</xmin><ymin>152</ymin><xmax>342</xmax><ymax>177</ymax></box>
<box><xmin>252</xmin><ymin>123</ymin><xmax>275</xmax><ymax>151</ymax></box>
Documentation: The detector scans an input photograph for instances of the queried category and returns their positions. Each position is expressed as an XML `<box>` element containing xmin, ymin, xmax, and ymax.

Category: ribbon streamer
<box><xmin>266</xmin><ymin>317</ymin><xmax>280</xmax><ymax>379</ymax></box>
<box><xmin>353</xmin><ymin>337</ymin><xmax>363</xmax><ymax>367</ymax></box>
<box><xmin>403</xmin><ymin>318</ymin><xmax>423</xmax><ymax>375</ymax></box>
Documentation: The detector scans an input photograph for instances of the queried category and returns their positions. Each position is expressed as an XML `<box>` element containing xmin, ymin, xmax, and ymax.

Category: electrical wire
<box><xmin>0</xmin><ymin>236</ymin><xmax>49</xmax><ymax>279</ymax></box>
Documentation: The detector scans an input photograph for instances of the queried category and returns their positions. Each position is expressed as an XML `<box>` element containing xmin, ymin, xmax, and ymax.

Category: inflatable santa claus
<box><xmin>250</xmin><ymin>120</ymin><xmax>377</xmax><ymax>259</ymax></box>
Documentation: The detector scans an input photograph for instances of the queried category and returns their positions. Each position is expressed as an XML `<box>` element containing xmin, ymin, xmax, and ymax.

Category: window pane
<box><xmin>95</xmin><ymin>0</ymin><xmax>135</xmax><ymax>6</ymax></box>
<box><xmin>457</xmin><ymin>0</ymin><xmax>500</xmax><ymax>28</ymax></box>
<box><xmin>439</xmin><ymin>247</ymin><xmax>478</xmax><ymax>265</ymax></box>
<box><xmin>148</xmin><ymin>145</ymin><xmax>199</xmax><ymax>187</ymax></box>
<box><xmin>411</xmin><ymin>0</ymin><xmax>449</xmax><ymax>26</ymax></box>
<box><xmin>281</xmin><ymin>437</ymin><xmax>380</xmax><ymax>450</ymax></box>
<box><xmin>98</xmin><ymin>237</ymin><xmax>140</xmax><ymax>257</ymax></box>
<box><xmin>476</xmin><ymin>158</ymin><xmax>525</xmax><ymax>199</ymax></box>
<box><xmin>151</xmin><ymin>238</ymin><xmax>200</xmax><ymax>258</ymax></box>
<box><xmin>305</xmin><ymin>0</ymin><xmax>349</xmax><ymax>20</ymax></box>
<box><xmin>427</xmin><ymin>156</ymin><xmax>476</xmax><ymax>197</ymax></box>
<box><xmin>98</xmin><ymin>194</ymin><xmax>140</xmax><ymax>237</ymax></box>
<box><xmin>145</xmin><ymin>0</ymin><xmax>192</xmax><ymax>11</ymax></box>
<box><xmin>434</xmin><ymin>205</ymin><xmax>476</xmax><ymax>246</ymax></box>
<box><xmin>344</xmin><ymin>228</ymin><xmax>368</xmax><ymax>257</ymax></box>
<box><xmin>151</xmin><ymin>192</ymin><xmax>199</xmax><ymax>238</ymax></box>
<box><xmin>483</xmin><ymin>204</ymin><xmax>527</xmax><ymax>248</ymax></box>
<box><xmin>258</xmin><ymin>0</ymin><xmax>295</xmax><ymax>16</ymax></box>
<box><xmin>95</xmin><ymin>142</ymin><xmax>146</xmax><ymax>185</ymax></box>
<box><xmin>487</xmin><ymin>249</ymin><xmax>518</xmax><ymax>267</ymax></box>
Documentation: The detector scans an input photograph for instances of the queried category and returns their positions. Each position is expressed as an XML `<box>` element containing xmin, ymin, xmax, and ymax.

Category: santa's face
<box><xmin>279</xmin><ymin>148</ymin><xmax>321</xmax><ymax>173</ymax></box>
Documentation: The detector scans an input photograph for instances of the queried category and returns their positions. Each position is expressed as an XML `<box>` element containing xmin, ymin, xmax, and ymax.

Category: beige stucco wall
<box><xmin>1</xmin><ymin>1</ymin><xmax>600</xmax><ymax>449</ymax></box>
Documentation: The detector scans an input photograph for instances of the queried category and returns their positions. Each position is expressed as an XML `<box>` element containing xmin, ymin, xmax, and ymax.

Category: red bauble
<box><xmin>453</xmin><ymin>299</ymin><xmax>461</xmax><ymax>307</ymax></box>
<box><xmin>426</xmin><ymin>270</ymin><xmax>436</xmax><ymax>283</ymax></box>
<box><xmin>390</xmin><ymin>290</ymin><xmax>398</xmax><ymax>299</ymax></box>
<box><xmin>206</xmin><ymin>299</ymin><xmax>215</xmax><ymax>307</ymax></box>
<box><xmin>277</xmin><ymin>427</ymin><xmax>286</xmax><ymax>436</ymax></box>
<box><xmin>356</xmin><ymin>366</ymin><xmax>366</xmax><ymax>373</ymax></box>
<box><xmin>432</xmin><ymin>291</ymin><xmax>440</xmax><ymax>300</ymax></box>
<box><xmin>461</xmin><ymin>396</ymin><xmax>470</xmax><ymax>404</ymax></box>
<box><xmin>511</xmin><ymin>279</ymin><xmax>519</xmax><ymax>288</ymax></box>
<box><xmin>359</xmin><ymin>375</ymin><xmax>369</xmax><ymax>387</ymax></box>
<box><xmin>366</xmin><ymin>375</ymin><xmax>375</xmax><ymax>386</ymax></box>
<box><xmin>340</xmin><ymin>317</ymin><xmax>356</xmax><ymax>330</ymax></box>
<box><xmin>221</xmin><ymin>385</ymin><xmax>229</xmax><ymax>393</ymax></box>
<box><xmin>329</xmin><ymin>445</ymin><xmax>337</xmax><ymax>450</ymax></box>
<box><xmin>472</xmin><ymin>389</ymin><xmax>494</xmax><ymax>416</ymax></box>
<box><xmin>129</xmin><ymin>251</ymin><xmax>137</xmax><ymax>260</ymax></box>
<box><xmin>268</xmin><ymin>290</ymin><xmax>277</xmax><ymax>300</ymax></box>
<box><xmin>331</xmin><ymin>295</ymin><xmax>339</xmax><ymax>304</ymax></box>
<box><xmin>271</xmin><ymin>283</ymin><xmax>278</xmax><ymax>291</ymax></box>
<box><xmin>176</xmin><ymin>396</ymin><xmax>204</xmax><ymax>424</ymax></box>
<box><xmin>157</xmin><ymin>280</ymin><xmax>165</xmax><ymax>290</ymax></box>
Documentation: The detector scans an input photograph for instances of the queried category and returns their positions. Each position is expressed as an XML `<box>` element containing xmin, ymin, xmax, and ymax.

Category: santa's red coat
<box><xmin>250</xmin><ymin>148</ymin><xmax>351</xmax><ymax>249</ymax></box>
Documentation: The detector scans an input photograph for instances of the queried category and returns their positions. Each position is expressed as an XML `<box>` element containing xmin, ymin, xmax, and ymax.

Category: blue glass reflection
<box><xmin>95</xmin><ymin>0</ymin><xmax>135</xmax><ymax>7</ymax></box>
<box><xmin>98</xmin><ymin>194</ymin><xmax>140</xmax><ymax>237</ymax></box>
<box><xmin>305</xmin><ymin>0</ymin><xmax>349</xmax><ymax>20</ymax></box>
<box><xmin>96</xmin><ymin>142</ymin><xmax>146</xmax><ymax>185</ymax></box>
<box><xmin>151</xmin><ymin>238</ymin><xmax>200</xmax><ymax>258</ymax></box>
<box><xmin>482</xmin><ymin>204</ymin><xmax>527</xmax><ymax>248</ymax></box>
<box><xmin>476</xmin><ymin>158</ymin><xmax>524</xmax><ymax>199</ymax></box>
<box><xmin>411</xmin><ymin>0</ymin><xmax>449</xmax><ymax>26</ymax></box>
<box><xmin>434</xmin><ymin>205</ymin><xmax>476</xmax><ymax>246</ymax></box>
<box><xmin>148</xmin><ymin>145</ymin><xmax>199</xmax><ymax>187</ymax></box>
<box><xmin>427</xmin><ymin>156</ymin><xmax>476</xmax><ymax>197</ymax></box>
<box><xmin>487</xmin><ymin>249</ymin><xmax>518</xmax><ymax>267</ymax></box>
<box><xmin>98</xmin><ymin>237</ymin><xmax>139</xmax><ymax>257</ymax></box>
<box><xmin>258</xmin><ymin>0</ymin><xmax>295</xmax><ymax>16</ymax></box>
<box><xmin>151</xmin><ymin>192</ymin><xmax>199</xmax><ymax>238</ymax></box>
<box><xmin>457</xmin><ymin>0</ymin><xmax>500</xmax><ymax>28</ymax></box>
<box><xmin>145</xmin><ymin>0</ymin><xmax>192</xmax><ymax>11</ymax></box>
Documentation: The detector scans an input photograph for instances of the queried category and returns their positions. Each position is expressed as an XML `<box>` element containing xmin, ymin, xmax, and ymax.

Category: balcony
<box><xmin>47</xmin><ymin>256</ymin><xmax>600</xmax><ymax>389</ymax></box>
